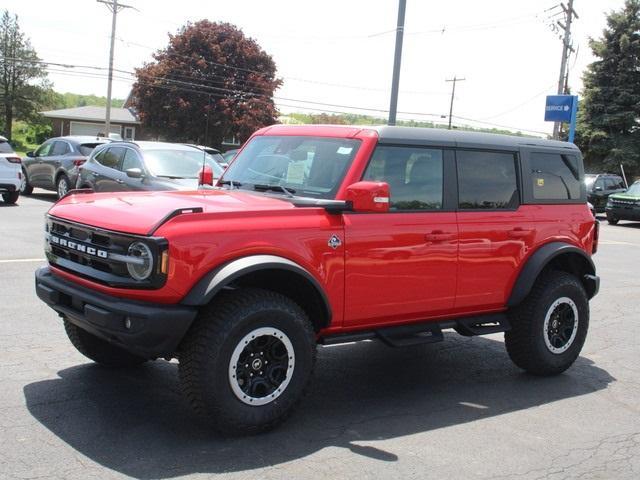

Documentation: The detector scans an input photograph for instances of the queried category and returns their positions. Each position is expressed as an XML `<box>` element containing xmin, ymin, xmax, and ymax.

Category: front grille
<box><xmin>610</xmin><ymin>198</ymin><xmax>637</xmax><ymax>206</ymax></box>
<box><xmin>45</xmin><ymin>216</ymin><xmax>167</xmax><ymax>289</ymax></box>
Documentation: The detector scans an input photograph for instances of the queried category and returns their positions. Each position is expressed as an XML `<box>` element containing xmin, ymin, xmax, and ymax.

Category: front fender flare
<box><xmin>507</xmin><ymin>242</ymin><xmax>597</xmax><ymax>307</ymax></box>
<box><xmin>181</xmin><ymin>254</ymin><xmax>332</xmax><ymax>323</ymax></box>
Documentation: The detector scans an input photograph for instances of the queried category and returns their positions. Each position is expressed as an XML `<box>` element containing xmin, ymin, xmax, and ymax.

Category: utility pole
<box><xmin>97</xmin><ymin>0</ymin><xmax>135</xmax><ymax>137</ymax></box>
<box><xmin>388</xmin><ymin>0</ymin><xmax>407</xmax><ymax>126</ymax></box>
<box><xmin>552</xmin><ymin>0</ymin><xmax>578</xmax><ymax>139</ymax></box>
<box><xmin>445</xmin><ymin>76</ymin><xmax>465</xmax><ymax>130</ymax></box>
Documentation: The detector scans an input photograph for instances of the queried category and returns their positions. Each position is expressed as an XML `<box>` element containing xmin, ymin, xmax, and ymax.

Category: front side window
<box><xmin>121</xmin><ymin>149</ymin><xmax>143</xmax><ymax>172</ymax></box>
<box><xmin>363</xmin><ymin>146</ymin><xmax>443</xmax><ymax>210</ymax></box>
<box><xmin>457</xmin><ymin>150</ymin><xmax>518</xmax><ymax>209</ymax></box>
<box><xmin>221</xmin><ymin>136</ymin><xmax>361</xmax><ymax>198</ymax></box>
<box><xmin>530</xmin><ymin>152</ymin><xmax>581</xmax><ymax>200</ymax></box>
<box><xmin>35</xmin><ymin>142</ymin><xmax>53</xmax><ymax>157</ymax></box>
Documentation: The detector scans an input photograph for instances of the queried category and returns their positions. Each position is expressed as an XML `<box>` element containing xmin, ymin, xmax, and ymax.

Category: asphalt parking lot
<box><xmin>1</xmin><ymin>191</ymin><xmax>639</xmax><ymax>480</ymax></box>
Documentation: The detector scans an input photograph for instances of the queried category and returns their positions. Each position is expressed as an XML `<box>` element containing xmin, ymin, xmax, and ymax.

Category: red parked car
<box><xmin>35</xmin><ymin>125</ymin><xmax>599</xmax><ymax>434</ymax></box>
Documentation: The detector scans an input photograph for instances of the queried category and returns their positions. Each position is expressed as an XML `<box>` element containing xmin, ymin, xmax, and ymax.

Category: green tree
<box><xmin>577</xmin><ymin>0</ymin><xmax>640</xmax><ymax>176</ymax></box>
<box><xmin>0</xmin><ymin>10</ymin><xmax>48</xmax><ymax>141</ymax></box>
<box><xmin>132</xmin><ymin>21</ymin><xmax>281</xmax><ymax>146</ymax></box>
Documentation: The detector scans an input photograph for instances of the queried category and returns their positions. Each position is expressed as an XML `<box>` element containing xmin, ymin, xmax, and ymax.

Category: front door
<box><xmin>93</xmin><ymin>147</ymin><xmax>127</xmax><ymax>192</ymax></box>
<box><xmin>344</xmin><ymin>145</ymin><xmax>458</xmax><ymax>327</ymax></box>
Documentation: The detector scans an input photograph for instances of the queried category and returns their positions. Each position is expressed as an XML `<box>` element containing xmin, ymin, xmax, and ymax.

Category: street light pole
<box><xmin>388</xmin><ymin>0</ymin><xmax>407</xmax><ymax>126</ymax></box>
<box><xmin>97</xmin><ymin>0</ymin><xmax>135</xmax><ymax>137</ymax></box>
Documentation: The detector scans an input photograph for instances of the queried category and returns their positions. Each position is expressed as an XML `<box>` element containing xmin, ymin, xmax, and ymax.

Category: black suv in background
<box><xmin>585</xmin><ymin>173</ymin><xmax>626</xmax><ymax>212</ymax></box>
<box><xmin>76</xmin><ymin>141</ymin><xmax>224</xmax><ymax>192</ymax></box>
<box><xmin>21</xmin><ymin>136</ymin><xmax>111</xmax><ymax>198</ymax></box>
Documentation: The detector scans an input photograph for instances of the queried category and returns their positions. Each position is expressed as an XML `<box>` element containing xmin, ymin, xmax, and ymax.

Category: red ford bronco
<box><xmin>35</xmin><ymin>125</ymin><xmax>599</xmax><ymax>433</ymax></box>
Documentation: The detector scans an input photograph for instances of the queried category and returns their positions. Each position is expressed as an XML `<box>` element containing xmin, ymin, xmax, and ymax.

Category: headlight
<box><xmin>126</xmin><ymin>242</ymin><xmax>154</xmax><ymax>281</ymax></box>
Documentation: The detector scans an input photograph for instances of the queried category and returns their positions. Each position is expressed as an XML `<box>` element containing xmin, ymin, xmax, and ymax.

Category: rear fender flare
<box><xmin>507</xmin><ymin>242</ymin><xmax>597</xmax><ymax>307</ymax></box>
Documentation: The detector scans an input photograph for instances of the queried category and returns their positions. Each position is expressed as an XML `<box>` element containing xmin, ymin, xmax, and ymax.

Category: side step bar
<box><xmin>319</xmin><ymin>313</ymin><xmax>510</xmax><ymax>347</ymax></box>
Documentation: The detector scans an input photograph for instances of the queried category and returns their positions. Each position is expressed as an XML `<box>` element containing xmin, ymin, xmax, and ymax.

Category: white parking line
<box><xmin>599</xmin><ymin>240</ymin><xmax>639</xmax><ymax>246</ymax></box>
<box><xmin>0</xmin><ymin>258</ymin><xmax>46</xmax><ymax>264</ymax></box>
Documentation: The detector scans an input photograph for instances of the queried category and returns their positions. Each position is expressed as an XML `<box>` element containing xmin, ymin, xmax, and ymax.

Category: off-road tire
<box><xmin>20</xmin><ymin>170</ymin><xmax>33</xmax><ymax>195</ymax></box>
<box><xmin>505</xmin><ymin>270</ymin><xmax>589</xmax><ymax>376</ymax></box>
<box><xmin>64</xmin><ymin>319</ymin><xmax>147</xmax><ymax>367</ymax></box>
<box><xmin>2</xmin><ymin>191</ymin><xmax>19</xmax><ymax>204</ymax></box>
<box><xmin>179</xmin><ymin>288</ymin><xmax>316</xmax><ymax>435</ymax></box>
<box><xmin>606</xmin><ymin>213</ymin><xmax>619</xmax><ymax>225</ymax></box>
<box><xmin>56</xmin><ymin>175</ymin><xmax>71</xmax><ymax>199</ymax></box>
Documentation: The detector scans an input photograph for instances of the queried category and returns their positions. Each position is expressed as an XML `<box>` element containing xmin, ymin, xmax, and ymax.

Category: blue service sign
<box><xmin>545</xmin><ymin>95</ymin><xmax>575</xmax><ymax>122</ymax></box>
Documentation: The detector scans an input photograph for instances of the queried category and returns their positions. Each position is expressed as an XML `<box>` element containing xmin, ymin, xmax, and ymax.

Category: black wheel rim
<box><xmin>228</xmin><ymin>327</ymin><xmax>294</xmax><ymax>406</ymax></box>
<box><xmin>543</xmin><ymin>297</ymin><xmax>578</xmax><ymax>354</ymax></box>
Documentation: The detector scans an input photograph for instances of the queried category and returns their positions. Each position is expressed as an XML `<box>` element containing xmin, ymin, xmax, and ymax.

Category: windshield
<box><xmin>625</xmin><ymin>182</ymin><xmax>640</xmax><ymax>196</ymax></box>
<box><xmin>144</xmin><ymin>149</ymin><xmax>224</xmax><ymax>178</ymax></box>
<box><xmin>220</xmin><ymin>136</ymin><xmax>361</xmax><ymax>198</ymax></box>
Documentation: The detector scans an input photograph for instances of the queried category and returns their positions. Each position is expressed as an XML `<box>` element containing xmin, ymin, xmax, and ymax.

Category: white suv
<box><xmin>0</xmin><ymin>136</ymin><xmax>21</xmax><ymax>204</ymax></box>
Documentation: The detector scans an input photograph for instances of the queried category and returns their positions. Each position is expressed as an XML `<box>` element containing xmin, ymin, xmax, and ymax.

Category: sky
<box><xmin>4</xmin><ymin>0</ymin><xmax>627</xmax><ymax>137</ymax></box>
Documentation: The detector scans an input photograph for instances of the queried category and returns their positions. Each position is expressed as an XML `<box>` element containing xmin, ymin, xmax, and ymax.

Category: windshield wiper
<box><xmin>252</xmin><ymin>184</ymin><xmax>296</xmax><ymax>197</ymax></box>
<box><xmin>218</xmin><ymin>179</ymin><xmax>243</xmax><ymax>189</ymax></box>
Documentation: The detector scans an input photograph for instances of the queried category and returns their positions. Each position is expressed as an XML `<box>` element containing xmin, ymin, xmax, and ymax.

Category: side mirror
<box><xmin>125</xmin><ymin>167</ymin><xmax>143</xmax><ymax>179</ymax></box>
<box><xmin>198</xmin><ymin>164</ymin><xmax>214</xmax><ymax>186</ymax></box>
<box><xmin>345</xmin><ymin>181</ymin><xmax>390</xmax><ymax>213</ymax></box>
<box><xmin>26</xmin><ymin>151</ymin><xmax>35</xmax><ymax>158</ymax></box>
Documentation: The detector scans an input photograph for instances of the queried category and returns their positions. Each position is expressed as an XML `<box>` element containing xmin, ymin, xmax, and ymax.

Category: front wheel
<box><xmin>179</xmin><ymin>288</ymin><xmax>316</xmax><ymax>434</ymax></box>
<box><xmin>20</xmin><ymin>170</ymin><xmax>33</xmax><ymax>195</ymax></box>
<box><xmin>505</xmin><ymin>270</ymin><xmax>589</xmax><ymax>376</ymax></box>
<box><xmin>606</xmin><ymin>213</ymin><xmax>619</xmax><ymax>225</ymax></box>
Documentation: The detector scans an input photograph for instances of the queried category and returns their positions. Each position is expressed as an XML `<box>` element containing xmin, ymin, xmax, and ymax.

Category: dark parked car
<box><xmin>76</xmin><ymin>141</ymin><xmax>224</xmax><ymax>192</ymax></box>
<box><xmin>21</xmin><ymin>136</ymin><xmax>111</xmax><ymax>198</ymax></box>
<box><xmin>585</xmin><ymin>173</ymin><xmax>626</xmax><ymax>212</ymax></box>
<box><xmin>186</xmin><ymin>144</ymin><xmax>228</xmax><ymax>169</ymax></box>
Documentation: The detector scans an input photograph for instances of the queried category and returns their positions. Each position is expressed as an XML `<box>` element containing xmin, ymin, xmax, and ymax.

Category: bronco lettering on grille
<box><xmin>49</xmin><ymin>235</ymin><xmax>108</xmax><ymax>258</ymax></box>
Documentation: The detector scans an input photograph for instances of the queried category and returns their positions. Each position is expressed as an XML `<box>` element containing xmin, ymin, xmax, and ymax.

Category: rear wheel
<box><xmin>2</xmin><ymin>191</ymin><xmax>19</xmax><ymax>204</ymax></box>
<box><xmin>606</xmin><ymin>213</ymin><xmax>619</xmax><ymax>225</ymax></box>
<box><xmin>64</xmin><ymin>320</ymin><xmax>147</xmax><ymax>367</ymax></box>
<box><xmin>505</xmin><ymin>270</ymin><xmax>589</xmax><ymax>376</ymax></box>
<box><xmin>56</xmin><ymin>175</ymin><xmax>71</xmax><ymax>199</ymax></box>
<box><xmin>20</xmin><ymin>170</ymin><xmax>33</xmax><ymax>195</ymax></box>
<box><xmin>179</xmin><ymin>288</ymin><xmax>316</xmax><ymax>434</ymax></box>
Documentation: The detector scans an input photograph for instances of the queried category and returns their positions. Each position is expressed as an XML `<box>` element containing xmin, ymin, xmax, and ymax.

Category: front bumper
<box><xmin>35</xmin><ymin>266</ymin><xmax>197</xmax><ymax>358</ymax></box>
<box><xmin>0</xmin><ymin>182</ymin><xmax>18</xmax><ymax>193</ymax></box>
<box><xmin>606</xmin><ymin>205</ymin><xmax>640</xmax><ymax>221</ymax></box>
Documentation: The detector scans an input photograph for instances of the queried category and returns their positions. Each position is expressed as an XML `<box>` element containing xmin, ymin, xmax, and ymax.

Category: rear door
<box><xmin>44</xmin><ymin>141</ymin><xmax>71</xmax><ymax>187</ymax></box>
<box><xmin>344</xmin><ymin>145</ymin><xmax>458</xmax><ymax>327</ymax></box>
<box><xmin>93</xmin><ymin>147</ymin><xmax>127</xmax><ymax>192</ymax></box>
<box><xmin>455</xmin><ymin>149</ymin><xmax>534</xmax><ymax>311</ymax></box>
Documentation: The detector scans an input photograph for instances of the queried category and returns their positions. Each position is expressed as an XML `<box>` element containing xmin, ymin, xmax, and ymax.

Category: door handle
<box><xmin>115</xmin><ymin>178</ymin><xmax>124</xmax><ymax>184</ymax></box>
<box><xmin>425</xmin><ymin>231</ymin><xmax>456</xmax><ymax>242</ymax></box>
<box><xmin>508</xmin><ymin>228</ymin><xmax>533</xmax><ymax>238</ymax></box>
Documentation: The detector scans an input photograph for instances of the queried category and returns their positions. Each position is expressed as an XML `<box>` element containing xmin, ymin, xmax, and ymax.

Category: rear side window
<box><xmin>530</xmin><ymin>152</ymin><xmax>580</xmax><ymax>200</ymax></box>
<box><xmin>363</xmin><ymin>146</ymin><xmax>444</xmax><ymax>211</ymax></box>
<box><xmin>0</xmin><ymin>141</ymin><xmax>14</xmax><ymax>153</ymax></box>
<box><xmin>97</xmin><ymin>147</ymin><xmax>124</xmax><ymax>169</ymax></box>
<box><xmin>457</xmin><ymin>150</ymin><xmax>518</xmax><ymax>209</ymax></box>
<box><xmin>79</xmin><ymin>143</ymin><xmax>103</xmax><ymax>156</ymax></box>
<box><xmin>51</xmin><ymin>141</ymin><xmax>70</xmax><ymax>156</ymax></box>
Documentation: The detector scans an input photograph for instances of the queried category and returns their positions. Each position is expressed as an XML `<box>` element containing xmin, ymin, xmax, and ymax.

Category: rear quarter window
<box><xmin>530</xmin><ymin>152</ymin><xmax>581</xmax><ymax>200</ymax></box>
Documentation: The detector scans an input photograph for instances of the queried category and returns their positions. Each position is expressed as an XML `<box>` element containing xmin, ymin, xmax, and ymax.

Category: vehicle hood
<box><xmin>48</xmin><ymin>189</ymin><xmax>297</xmax><ymax>235</ymax></box>
<box><xmin>609</xmin><ymin>192</ymin><xmax>640</xmax><ymax>201</ymax></box>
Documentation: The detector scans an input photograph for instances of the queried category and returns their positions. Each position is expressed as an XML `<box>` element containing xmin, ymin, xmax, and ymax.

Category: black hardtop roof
<box><xmin>371</xmin><ymin>125</ymin><xmax>579</xmax><ymax>151</ymax></box>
